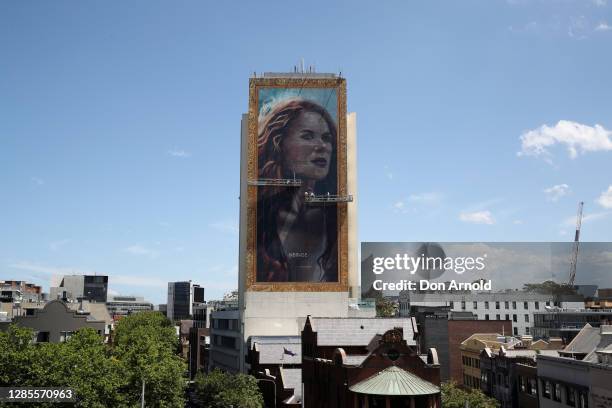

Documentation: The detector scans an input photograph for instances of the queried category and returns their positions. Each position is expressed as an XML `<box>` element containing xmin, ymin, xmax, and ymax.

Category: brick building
<box><xmin>302</xmin><ymin>316</ymin><xmax>441</xmax><ymax>408</ymax></box>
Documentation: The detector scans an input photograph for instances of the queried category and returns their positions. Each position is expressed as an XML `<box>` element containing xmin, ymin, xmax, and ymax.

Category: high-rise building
<box><xmin>49</xmin><ymin>275</ymin><xmax>108</xmax><ymax>303</ymax></box>
<box><xmin>234</xmin><ymin>72</ymin><xmax>361</xmax><ymax>375</ymax></box>
<box><xmin>166</xmin><ymin>281</ymin><xmax>205</xmax><ymax>321</ymax></box>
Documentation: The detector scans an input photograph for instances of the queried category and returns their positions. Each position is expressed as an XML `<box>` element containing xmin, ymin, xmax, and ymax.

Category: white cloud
<box><xmin>168</xmin><ymin>149</ymin><xmax>192</xmax><ymax>158</ymax></box>
<box><xmin>9</xmin><ymin>261</ymin><xmax>94</xmax><ymax>276</ymax></box>
<box><xmin>124</xmin><ymin>245</ymin><xmax>159</xmax><ymax>258</ymax></box>
<box><xmin>209</xmin><ymin>220</ymin><xmax>239</xmax><ymax>235</ymax></box>
<box><xmin>49</xmin><ymin>239</ymin><xmax>71</xmax><ymax>251</ymax></box>
<box><xmin>594</xmin><ymin>0</ymin><xmax>607</xmax><ymax>7</ymax></box>
<box><xmin>513</xmin><ymin>220</ymin><xmax>524</xmax><ymax>225</ymax></box>
<box><xmin>544</xmin><ymin>184</ymin><xmax>571</xmax><ymax>201</ymax></box>
<box><xmin>459</xmin><ymin>211</ymin><xmax>495</xmax><ymax>225</ymax></box>
<box><xmin>393</xmin><ymin>200</ymin><xmax>409</xmax><ymax>214</ymax></box>
<box><xmin>597</xmin><ymin>186</ymin><xmax>612</xmax><ymax>208</ymax></box>
<box><xmin>408</xmin><ymin>192</ymin><xmax>444</xmax><ymax>204</ymax></box>
<box><xmin>562</xmin><ymin>210</ymin><xmax>611</xmax><ymax>227</ymax></box>
<box><xmin>518</xmin><ymin>120</ymin><xmax>612</xmax><ymax>161</ymax></box>
<box><xmin>595</xmin><ymin>22</ymin><xmax>612</xmax><ymax>31</ymax></box>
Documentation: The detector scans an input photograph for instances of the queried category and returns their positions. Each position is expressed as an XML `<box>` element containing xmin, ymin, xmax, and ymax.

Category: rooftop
<box><xmin>349</xmin><ymin>366</ymin><xmax>439</xmax><ymax>396</ymax></box>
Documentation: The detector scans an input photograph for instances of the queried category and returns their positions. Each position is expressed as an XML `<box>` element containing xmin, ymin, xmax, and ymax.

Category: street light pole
<box><xmin>256</xmin><ymin>377</ymin><xmax>276</xmax><ymax>408</ymax></box>
<box><xmin>141</xmin><ymin>378</ymin><xmax>145</xmax><ymax>408</ymax></box>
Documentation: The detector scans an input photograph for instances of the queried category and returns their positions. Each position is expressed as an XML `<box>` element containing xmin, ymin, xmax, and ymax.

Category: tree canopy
<box><xmin>441</xmin><ymin>381</ymin><xmax>498</xmax><ymax>408</ymax></box>
<box><xmin>0</xmin><ymin>311</ymin><xmax>185</xmax><ymax>408</ymax></box>
<box><xmin>195</xmin><ymin>369</ymin><xmax>264</xmax><ymax>408</ymax></box>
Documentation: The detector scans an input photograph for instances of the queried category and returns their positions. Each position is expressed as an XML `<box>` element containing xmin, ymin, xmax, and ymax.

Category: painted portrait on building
<box><xmin>255</xmin><ymin>87</ymin><xmax>339</xmax><ymax>283</ymax></box>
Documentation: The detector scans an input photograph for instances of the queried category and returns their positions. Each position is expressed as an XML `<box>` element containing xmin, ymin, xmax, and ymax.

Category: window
<box><xmin>449</xmin><ymin>301</ymin><xmax>454</xmax><ymax>308</ymax></box>
<box><xmin>60</xmin><ymin>331</ymin><xmax>73</xmax><ymax>342</ymax></box>
<box><xmin>535</xmin><ymin>301</ymin><xmax>540</xmax><ymax>310</ymax></box>
<box><xmin>546</xmin><ymin>301</ymin><xmax>551</xmax><ymax>306</ymax></box>
<box><xmin>525</xmin><ymin>314</ymin><xmax>530</xmax><ymax>323</ymax></box>
<box><xmin>512</xmin><ymin>301</ymin><xmax>517</xmax><ymax>309</ymax></box>
<box><xmin>543</xmin><ymin>381</ymin><xmax>551</xmax><ymax>399</ymax></box>
<box><xmin>514</xmin><ymin>327</ymin><xmax>518</xmax><ymax>335</ymax></box>
<box><xmin>553</xmin><ymin>383</ymin><xmax>561</xmax><ymax>402</ymax></box>
<box><xmin>513</xmin><ymin>314</ymin><xmax>517</xmax><ymax>322</ymax></box>
<box><xmin>580</xmin><ymin>392</ymin><xmax>588</xmax><ymax>408</ymax></box>
<box><xmin>496</xmin><ymin>301</ymin><xmax>500</xmax><ymax>310</ymax></box>
<box><xmin>525</xmin><ymin>327</ymin><xmax>530</xmax><ymax>335</ymax></box>
<box><xmin>485</xmin><ymin>301</ymin><xmax>489</xmax><ymax>309</ymax></box>
<box><xmin>567</xmin><ymin>387</ymin><xmax>576</xmax><ymax>407</ymax></box>
<box><xmin>496</xmin><ymin>314</ymin><xmax>501</xmax><ymax>320</ymax></box>
<box><xmin>505</xmin><ymin>301</ymin><xmax>509</xmax><ymax>309</ymax></box>
<box><xmin>473</xmin><ymin>301</ymin><xmax>478</xmax><ymax>309</ymax></box>
<box><xmin>461</xmin><ymin>301</ymin><xmax>466</xmax><ymax>310</ymax></box>
<box><xmin>36</xmin><ymin>331</ymin><xmax>50</xmax><ymax>342</ymax></box>
<box><xmin>505</xmin><ymin>314</ymin><xmax>510</xmax><ymax>320</ymax></box>
<box><xmin>524</xmin><ymin>301</ymin><xmax>528</xmax><ymax>309</ymax></box>
<box><xmin>529</xmin><ymin>378</ymin><xmax>537</xmax><ymax>396</ymax></box>
<box><xmin>485</xmin><ymin>314</ymin><xmax>490</xmax><ymax>320</ymax></box>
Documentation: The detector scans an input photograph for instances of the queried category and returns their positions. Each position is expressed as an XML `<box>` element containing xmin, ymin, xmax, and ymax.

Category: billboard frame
<box><xmin>245</xmin><ymin>76</ymin><xmax>348</xmax><ymax>292</ymax></box>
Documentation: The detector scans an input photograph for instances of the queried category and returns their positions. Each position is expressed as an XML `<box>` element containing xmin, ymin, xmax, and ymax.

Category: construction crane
<box><xmin>567</xmin><ymin>201</ymin><xmax>584</xmax><ymax>287</ymax></box>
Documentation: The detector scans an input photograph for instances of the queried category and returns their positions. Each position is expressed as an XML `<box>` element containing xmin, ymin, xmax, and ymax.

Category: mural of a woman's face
<box><xmin>281</xmin><ymin>111</ymin><xmax>333</xmax><ymax>181</ymax></box>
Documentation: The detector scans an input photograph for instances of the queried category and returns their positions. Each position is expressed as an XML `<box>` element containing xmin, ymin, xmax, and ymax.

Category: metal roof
<box><xmin>309</xmin><ymin>317</ymin><xmax>415</xmax><ymax>346</ymax></box>
<box><xmin>349</xmin><ymin>366</ymin><xmax>439</xmax><ymax>396</ymax></box>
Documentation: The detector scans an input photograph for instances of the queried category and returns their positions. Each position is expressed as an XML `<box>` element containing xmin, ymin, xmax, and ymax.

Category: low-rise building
<box><xmin>208</xmin><ymin>308</ymin><xmax>241</xmax><ymax>373</ymax></box>
<box><xmin>400</xmin><ymin>290</ymin><xmax>584</xmax><ymax>337</ymax></box>
<box><xmin>106</xmin><ymin>295</ymin><xmax>153</xmax><ymax>318</ymax></box>
<box><xmin>0</xmin><ymin>300</ymin><xmax>106</xmax><ymax>343</ymax></box>
<box><xmin>480</xmin><ymin>346</ymin><xmax>560</xmax><ymax>408</ymax></box>
<box><xmin>532</xmin><ymin>308</ymin><xmax>612</xmax><ymax>343</ymax></box>
<box><xmin>302</xmin><ymin>316</ymin><xmax>441</xmax><ymax>408</ymax></box>
<box><xmin>537</xmin><ymin>324</ymin><xmax>612</xmax><ymax>408</ymax></box>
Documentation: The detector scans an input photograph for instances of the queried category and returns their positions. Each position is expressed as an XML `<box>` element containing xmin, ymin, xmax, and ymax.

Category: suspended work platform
<box><xmin>247</xmin><ymin>178</ymin><xmax>302</xmax><ymax>187</ymax></box>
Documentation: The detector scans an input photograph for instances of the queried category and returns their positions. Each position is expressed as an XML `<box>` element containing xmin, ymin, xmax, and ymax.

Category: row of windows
<box><xmin>518</xmin><ymin>375</ymin><xmax>538</xmax><ymax>397</ymax></box>
<box><xmin>462</xmin><ymin>355</ymin><xmax>480</xmax><ymax>368</ymax></box>
<box><xmin>463</xmin><ymin>374</ymin><xmax>480</xmax><ymax>389</ymax></box>
<box><xmin>542</xmin><ymin>379</ymin><xmax>588</xmax><ymax>408</ymax></box>
<box><xmin>451</xmin><ymin>300</ymin><xmax>551</xmax><ymax>310</ymax></box>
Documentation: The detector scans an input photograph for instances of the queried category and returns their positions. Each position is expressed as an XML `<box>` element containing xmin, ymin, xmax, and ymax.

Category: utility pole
<box><xmin>141</xmin><ymin>378</ymin><xmax>145</xmax><ymax>408</ymax></box>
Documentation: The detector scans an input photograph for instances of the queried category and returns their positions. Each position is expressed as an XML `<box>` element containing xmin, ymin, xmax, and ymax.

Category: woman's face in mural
<box><xmin>281</xmin><ymin>111</ymin><xmax>333</xmax><ymax>181</ymax></box>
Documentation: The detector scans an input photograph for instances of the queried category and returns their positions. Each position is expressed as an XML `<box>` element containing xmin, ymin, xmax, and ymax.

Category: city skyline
<box><xmin>2</xmin><ymin>1</ymin><xmax>612</xmax><ymax>304</ymax></box>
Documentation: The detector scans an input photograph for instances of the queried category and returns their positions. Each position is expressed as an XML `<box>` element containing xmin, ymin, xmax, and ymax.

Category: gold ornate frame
<box><xmin>246</xmin><ymin>77</ymin><xmax>348</xmax><ymax>292</ymax></box>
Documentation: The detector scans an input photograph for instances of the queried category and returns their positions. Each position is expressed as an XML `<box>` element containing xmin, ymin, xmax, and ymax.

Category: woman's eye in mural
<box><xmin>300</xmin><ymin>131</ymin><xmax>314</xmax><ymax>140</ymax></box>
<box><xmin>321</xmin><ymin>133</ymin><xmax>332</xmax><ymax>144</ymax></box>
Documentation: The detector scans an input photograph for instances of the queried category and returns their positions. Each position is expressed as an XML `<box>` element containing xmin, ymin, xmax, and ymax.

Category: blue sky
<box><xmin>2</xmin><ymin>1</ymin><xmax>611</xmax><ymax>305</ymax></box>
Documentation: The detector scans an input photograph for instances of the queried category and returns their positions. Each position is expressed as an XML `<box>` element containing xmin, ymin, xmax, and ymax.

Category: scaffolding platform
<box><xmin>248</xmin><ymin>178</ymin><xmax>302</xmax><ymax>187</ymax></box>
<box><xmin>305</xmin><ymin>193</ymin><xmax>353</xmax><ymax>203</ymax></box>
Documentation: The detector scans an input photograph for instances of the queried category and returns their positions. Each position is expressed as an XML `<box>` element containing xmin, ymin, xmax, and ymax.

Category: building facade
<box><xmin>400</xmin><ymin>291</ymin><xmax>584</xmax><ymax>337</ymax></box>
<box><xmin>105</xmin><ymin>295</ymin><xmax>153</xmax><ymax>318</ymax></box>
<box><xmin>0</xmin><ymin>300</ymin><xmax>106</xmax><ymax>343</ymax></box>
<box><xmin>166</xmin><ymin>281</ymin><xmax>205</xmax><ymax>321</ymax></box>
<box><xmin>50</xmin><ymin>274</ymin><xmax>108</xmax><ymax>303</ymax></box>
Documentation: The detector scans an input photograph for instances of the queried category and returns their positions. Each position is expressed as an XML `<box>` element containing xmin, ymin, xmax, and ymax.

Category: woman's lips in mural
<box><xmin>311</xmin><ymin>158</ymin><xmax>328</xmax><ymax>167</ymax></box>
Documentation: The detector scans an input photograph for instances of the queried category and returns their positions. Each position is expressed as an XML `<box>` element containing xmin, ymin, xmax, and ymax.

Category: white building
<box><xmin>399</xmin><ymin>291</ymin><xmax>584</xmax><ymax>337</ymax></box>
<box><xmin>105</xmin><ymin>295</ymin><xmax>154</xmax><ymax>317</ymax></box>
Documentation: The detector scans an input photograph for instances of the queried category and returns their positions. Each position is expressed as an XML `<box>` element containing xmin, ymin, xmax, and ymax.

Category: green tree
<box><xmin>441</xmin><ymin>381</ymin><xmax>498</xmax><ymax>408</ymax></box>
<box><xmin>195</xmin><ymin>369</ymin><xmax>264</xmax><ymax>408</ymax></box>
<box><xmin>0</xmin><ymin>325</ymin><xmax>127</xmax><ymax>408</ymax></box>
<box><xmin>374</xmin><ymin>292</ymin><xmax>397</xmax><ymax>317</ymax></box>
<box><xmin>113</xmin><ymin>311</ymin><xmax>186</xmax><ymax>408</ymax></box>
<box><xmin>523</xmin><ymin>280</ymin><xmax>577</xmax><ymax>296</ymax></box>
